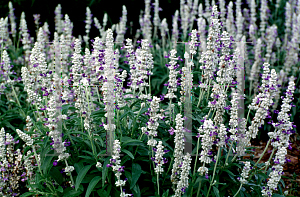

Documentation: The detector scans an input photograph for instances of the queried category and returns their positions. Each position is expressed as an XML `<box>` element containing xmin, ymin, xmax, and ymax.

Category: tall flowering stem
<box><xmin>173</xmin><ymin>153</ymin><xmax>192</xmax><ymax>197</ymax></box>
<box><xmin>165</xmin><ymin>49</ymin><xmax>179</xmax><ymax>122</ymax></box>
<box><xmin>153</xmin><ymin>141</ymin><xmax>167</xmax><ymax>195</ymax></box>
<box><xmin>261</xmin><ymin>77</ymin><xmax>296</xmax><ymax>197</ymax></box>
<box><xmin>102</xmin><ymin>29</ymin><xmax>116</xmax><ymax>155</ymax></box>
<box><xmin>170</xmin><ymin>114</ymin><xmax>185</xmax><ymax>192</ymax></box>
<box><xmin>107</xmin><ymin>140</ymin><xmax>133</xmax><ymax>197</ymax></box>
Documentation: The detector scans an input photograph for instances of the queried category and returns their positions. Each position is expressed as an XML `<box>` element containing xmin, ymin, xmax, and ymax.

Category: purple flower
<box><xmin>53</xmin><ymin>160</ymin><xmax>58</xmax><ymax>166</ymax></box>
<box><xmin>168</xmin><ymin>127</ymin><xmax>175</xmax><ymax>135</ymax></box>
<box><xmin>106</xmin><ymin>164</ymin><xmax>112</xmax><ymax>168</ymax></box>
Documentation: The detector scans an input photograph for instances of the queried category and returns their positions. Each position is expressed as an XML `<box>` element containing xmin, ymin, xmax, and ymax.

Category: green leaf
<box><xmin>20</xmin><ymin>192</ymin><xmax>35</xmax><ymax>197</ymax></box>
<box><xmin>257</xmin><ymin>173</ymin><xmax>268</xmax><ymax>180</ymax></box>
<box><xmin>102</xmin><ymin>157</ymin><xmax>110</xmax><ymax>187</ymax></box>
<box><xmin>97</xmin><ymin>186</ymin><xmax>109</xmax><ymax>197</ymax></box>
<box><xmin>78</xmin><ymin>156</ymin><xmax>94</xmax><ymax>161</ymax></box>
<box><xmin>75</xmin><ymin>165</ymin><xmax>92</xmax><ymax>191</ymax></box>
<box><xmin>162</xmin><ymin>189</ymin><xmax>169</xmax><ymax>197</ymax></box>
<box><xmin>213</xmin><ymin>186</ymin><xmax>220</xmax><ymax>197</ymax></box>
<box><xmin>133</xmin><ymin>184</ymin><xmax>141</xmax><ymax>197</ymax></box>
<box><xmin>57</xmin><ymin>186</ymin><xmax>63</xmax><ymax>193</ymax></box>
<box><xmin>130</xmin><ymin>163</ymin><xmax>142</xmax><ymax>190</ymax></box>
<box><xmin>121</xmin><ymin>136</ymin><xmax>143</xmax><ymax>147</ymax></box>
<box><xmin>272</xmin><ymin>194</ymin><xmax>285</xmax><ymax>197</ymax></box>
<box><xmin>41</xmin><ymin>154</ymin><xmax>53</xmax><ymax>175</ymax></box>
<box><xmin>279</xmin><ymin>178</ymin><xmax>285</xmax><ymax>188</ymax></box>
<box><xmin>122</xmin><ymin>149</ymin><xmax>134</xmax><ymax>160</ymax></box>
<box><xmin>63</xmin><ymin>188</ymin><xmax>83</xmax><ymax>197</ymax></box>
<box><xmin>74</xmin><ymin>162</ymin><xmax>84</xmax><ymax>174</ymax></box>
<box><xmin>85</xmin><ymin>176</ymin><xmax>101</xmax><ymax>197</ymax></box>
<box><xmin>82</xmin><ymin>150</ymin><xmax>95</xmax><ymax>157</ymax></box>
<box><xmin>50</xmin><ymin>168</ymin><xmax>63</xmax><ymax>185</ymax></box>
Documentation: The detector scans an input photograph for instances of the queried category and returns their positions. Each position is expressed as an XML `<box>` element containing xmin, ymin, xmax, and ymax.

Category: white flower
<box><xmin>16</xmin><ymin>129</ymin><xmax>33</xmax><ymax>146</ymax></box>
<box><xmin>197</xmin><ymin>166</ymin><xmax>208</xmax><ymax>176</ymax></box>
<box><xmin>239</xmin><ymin>161</ymin><xmax>251</xmax><ymax>184</ymax></box>
<box><xmin>165</xmin><ymin>49</ymin><xmax>179</xmax><ymax>99</ymax></box>
<box><xmin>58</xmin><ymin>153</ymin><xmax>70</xmax><ymax>161</ymax></box>
<box><xmin>110</xmin><ymin>140</ymin><xmax>127</xmax><ymax>189</ymax></box>
<box><xmin>198</xmin><ymin>119</ymin><xmax>215</xmax><ymax>164</ymax></box>
<box><xmin>0</xmin><ymin>128</ymin><xmax>5</xmax><ymax>159</ymax></box>
<box><xmin>147</xmin><ymin>138</ymin><xmax>158</xmax><ymax>147</ymax></box>
<box><xmin>174</xmin><ymin>153</ymin><xmax>192</xmax><ymax>196</ymax></box>
<box><xmin>263</xmin><ymin>77</ymin><xmax>295</xmax><ymax>197</ymax></box>
<box><xmin>154</xmin><ymin>141</ymin><xmax>166</xmax><ymax>175</ymax></box>
<box><xmin>190</xmin><ymin>29</ymin><xmax>198</xmax><ymax>55</ymax></box>
<box><xmin>173</xmin><ymin>114</ymin><xmax>185</xmax><ymax>157</ymax></box>
<box><xmin>96</xmin><ymin>162</ymin><xmax>102</xmax><ymax>168</ymax></box>
<box><xmin>65</xmin><ymin>166</ymin><xmax>75</xmax><ymax>176</ymax></box>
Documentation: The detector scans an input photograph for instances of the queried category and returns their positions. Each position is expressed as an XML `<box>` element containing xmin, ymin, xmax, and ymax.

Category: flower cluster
<box><xmin>199</xmin><ymin>5</ymin><xmax>221</xmax><ymax>83</ymax></box>
<box><xmin>0</xmin><ymin>128</ymin><xmax>32</xmax><ymax>196</ymax></box>
<box><xmin>165</xmin><ymin>49</ymin><xmax>179</xmax><ymax>99</ymax></box>
<box><xmin>263</xmin><ymin>77</ymin><xmax>296</xmax><ymax>197</ymax></box>
<box><xmin>153</xmin><ymin>141</ymin><xmax>167</xmax><ymax>175</ymax></box>
<box><xmin>83</xmin><ymin>7</ymin><xmax>92</xmax><ymax>44</ymax></box>
<box><xmin>237</xmin><ymin>161</ymin><xmax>252</xmax><ymax>184</ymax></box>
<box><xmin>246</xmin><ymin>62</ymin><xmax>277</xmax><ymax>144</ymax></box>
<box><xmin>198</xmin><ymin>119</ymin><xmax>216</xmax><ymax>164</ymax></box>
<box><xmin>171</xmin><ymin>114</ymin><xmax>185</xmax><ymax>190</ymax></box>
<box><xmin>142</xmin><ymin>96</ymin><xmax>162</xmax><ymax>147</ymax></box>
<box><xmin>174</xmin><ymin>153</ymin><xmax>192</xmax><ymax>197</ymax></box>
<box><xmin>107</xmin><ymin>140</ymin><xmax>132</xmax><ymax>197</ymax></box>
<box><xmin>0</xmin><ymin>50</ymin><xmax>14</xmax><ymax>95</ymax></box>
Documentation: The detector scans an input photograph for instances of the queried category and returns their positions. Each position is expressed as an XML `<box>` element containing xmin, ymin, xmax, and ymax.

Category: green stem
<box><xmin>206</xmin><ymin>79</ymin><xmax>212</xmax><ymax>101</ymax></box>
<box><xmin>157</xmin><ymin>173</ymin><xmax>160</xmax><ymax>196</ymax></box>
<box><xmin>263</xmin><ymin>147</ymin><xmax>276</xmax><ymax>174</ymax></box>
<box><xmin>34</xmin><ymin>103</ymin><xmax>42</xmax><ymax>121</ymax></box>
<box><xmin>197</xmin><ymin>89</ymin><xmax>204</xmax><ymax>108</ymax></box>
<box><xmin>131</xmin><ymin>105</ymin><xmax>143</xmax><ymax>137</ymax></box>
<box><xmin>117</xmin><ymin>110</ymin><xmax>121</xmax><ymax>136</ymax></box>
<box><xmin>210</xmin><ymin>109</ymin><xmax>216</xmax><ymax>119</ymax></box>
<box><xmin>169</xmin><ymin>100</ymin><xmax>172</xmax><ymax>122</ymax></box>
<box><xmin>196</xmin><ymin>179</ymin><xmax>202</xmax><ymax>197</ymax></box>
<box><xmin>149</xmin><ymin>75</ymin><xmax>151</xmax><ymax>95</ymax></box>
<box><xmin>254</xmin><ymin>139</ymin><xmax>271</xmax><ymax>167</ymax></box>
<box><xmin>191</xmin><ymin>136</ymin><xmax>201</xmax><ymax>196</ymax></box>
<box><xmin>64</xmin><ymin>159</ymin><xmax>75</xmax><ymax>187</ymax></box>
<box><xmin>133</xmin><ymin>133</ymin><xmax>144</xmax><ymax>158</ymax></box>
<box><xmin>162</xmin><ymin>157</ymin><xmax>174</xmax><ymax>185</ymax></box>
<box><xmin>32</xmin><ymin>145</ymin><xmax>42</xmax><ymax>175</ymax></box>
<box><xmin>225</xmin><ymin>140</ymin><xmax>234</xmax><ymax>166</ymax></box>
<box><xmin>11</xmin><ymin>85</ymin><xmax>26</xmax><ymax>118</ymax></box>
<box><xmin>96</xmin><ymin>86</ymin><xmax>102</xmax><ymax>105</ymax></box>
<box><xmin>233</xmin><ymin>184</ymin><xmax>243</xmax><ymax>197</ymax></box>
<box><xmin>231</xmin><ymin>154</ymin><xmax>238</xmax><ymax>163</ymax></box>
<box><xmin>249</xmin><ymin>81</ymin><xmax>252</xmax><ymax>97</ymax></box>
<box><xmin>246</xmin><ymin>109</ymin><xmax>251</xmax><ymax>125</ymax></box>
<box><xmin>206</xmin><ymin>147</ymin><xmax>221</xmax><ymax>197</ymax></box>
<box><xmin>192</xmin><ymin>136</ymin><xmax>201</xmax><ymax>178</ymax></box>
<box><xmin>63</xmin><ymin>123</ymin><xmax>79</xmax><ymax>156</ymax></box>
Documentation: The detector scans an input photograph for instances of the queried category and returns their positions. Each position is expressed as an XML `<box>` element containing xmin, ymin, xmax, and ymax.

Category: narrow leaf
<box><xmin>130</xmin><ymin>163</ymin><xmax>142</xmax><ymax>190</ymax></box>
<box><xmin>85</xmin><ymin>176</ymin><xmax>101</xmax><ymax>197</ymax></box>
<box><xmin>122</xmin><ymin>149</ymin><xmax>134</xmax><ymax>159</ymax></box>
<box><xmin>75</xmin><ymin>165</ymin><xmax>92</xmax><ymax>191</ymax></box>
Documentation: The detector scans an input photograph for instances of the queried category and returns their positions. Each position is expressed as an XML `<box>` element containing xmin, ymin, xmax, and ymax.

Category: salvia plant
<box><xmin>0</xmin><ymin>0</ymin><xmax>299</xmax><ymax>197</ymax></box>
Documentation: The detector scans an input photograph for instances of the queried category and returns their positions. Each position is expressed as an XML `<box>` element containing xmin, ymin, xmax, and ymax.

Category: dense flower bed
<box><xmin>0</xmin><ymin>0</ymin><xmax>299</xmax><ymax>196</ymax></box>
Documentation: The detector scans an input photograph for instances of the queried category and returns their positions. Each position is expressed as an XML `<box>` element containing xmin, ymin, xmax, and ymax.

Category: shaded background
<box><xmin>0</xmin><ymin>0</ymin><xmax>241</xmax><ymax>41</ymax></box>
<box><xmin>0</xmin><ymin>0</ymin><xmax>182</xmax><ymax>41</ymax></box>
